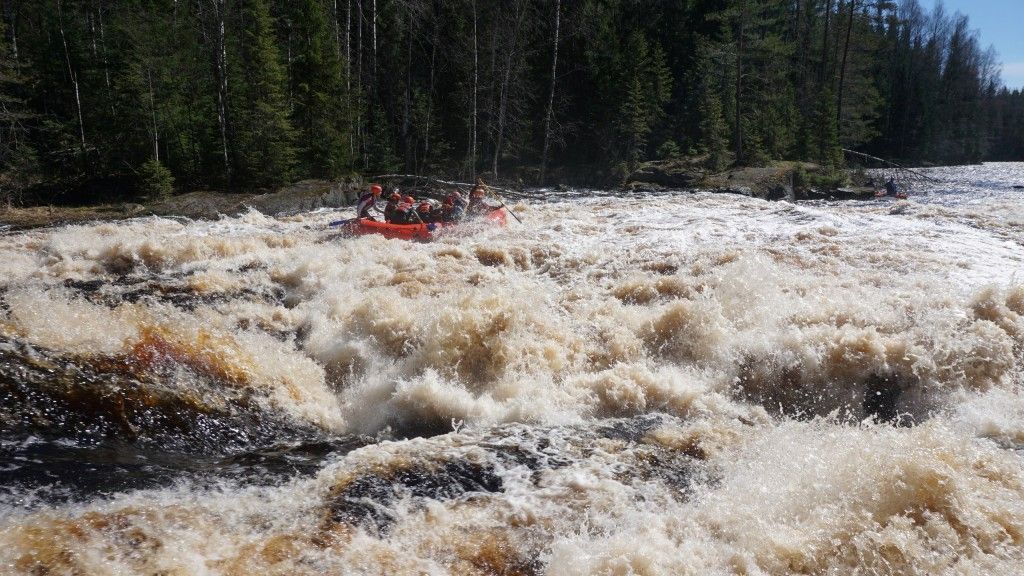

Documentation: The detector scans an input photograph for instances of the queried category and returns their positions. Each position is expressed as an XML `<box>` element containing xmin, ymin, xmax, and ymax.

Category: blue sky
<box><xmin>938</xmin><ymin>0</ymin><xmax>1024</xmax><ymax>89</ymax></box>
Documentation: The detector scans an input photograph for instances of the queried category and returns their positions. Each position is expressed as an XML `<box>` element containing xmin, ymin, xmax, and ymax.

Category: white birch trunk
<box><xmin>540</xmin><ymin>0</ymin><xmax>561</xmax><ymax>185</ymax></box>
<box><xmin>147</xmin><ymin>68</ymin><xmax>160</xmax><ymax>161</ymax></box>
<box><xmin>469</xmin><ymin>0</ymin><xmax>478</xmax><ymax>178</ymax></box>
<box><xmin>58</xmin><ymin>0</ymin><xmax>87</xmax><ymax>151</ymax></box>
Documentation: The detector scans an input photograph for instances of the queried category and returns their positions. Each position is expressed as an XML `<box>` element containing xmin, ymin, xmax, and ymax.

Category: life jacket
<box><xmin>356</xmin><ymin>191</ymin><xmax>378</xmax><ymax>218</ymax></box>
<box><xmin>393</xmin><ymin>202</ymin><xmax>414</xmax><ymax>224</ymax></box>
<box><xmin>447</xmin><ymin>192</ymin><xmax>467</xmax><ymax>209</ymax></box>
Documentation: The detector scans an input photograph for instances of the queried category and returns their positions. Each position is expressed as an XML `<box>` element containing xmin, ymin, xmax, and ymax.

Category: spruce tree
<box><xmin>232</xmin><ymin>0</ymin><xmax>296</xmax><ymax>188</ymax></box>
<box><xmin>816</xmin><ymin>86</ymin><xmax>843</xmax><ymax>170</ymax></box>
<box><xmin>289</xmin><ymin>0</ymin><xmax>349</xmax><ymax>178</ymax></box>
<box><xmin>0</xmin><ymin>18</ymin><xmax>37</xmax><ymax>201</ymax></box>
<box><xmin>698</xmin><ymin>81</ymin><xmax>729</xmax><ymax>171</ymax></box>
<box><xmin>615</xmin><ymin>31</ymin><xmax>671</xmax><ymax>169</ymax></box>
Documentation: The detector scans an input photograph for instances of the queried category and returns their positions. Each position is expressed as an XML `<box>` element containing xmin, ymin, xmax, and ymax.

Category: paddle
<box><xmin>493</xmin><ymin>197</ymin><xmax>522</xmax><ymax>224</ymax></box>
<box><xmin>328</xmin><ymin>218</ymin><xmax>356</xmax><ymax>227</ymax></box>
<box><xmin>475</xmin><ymin>180</ymin><xmax>522</xmax><ymax>224</ymax></box>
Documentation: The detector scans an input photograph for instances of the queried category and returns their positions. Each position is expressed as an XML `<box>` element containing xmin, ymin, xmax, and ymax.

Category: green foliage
<box><xmin>792</xmin><ymin>164</ymin><xmax>847</xmax><ymax>190</ymax></box>
<box><xmin>656</xmin><ymin>140</ymin><xmax>681</xmax><ymax>160</ymax></box>
<box><xmin>792</xmin><ymin>165</ymin><xmax>808</xmax><ymax>189</ymax></box>
<box><xmin>0</xmin><ymin>19</ymin><xmax>38</xmax><ymax>201</ymax></box>
<box><xmin>815</xmin><ymin>87</ymin><xmax>844</xmax><ymax>171</ymax></box>
<box><xmin>616</xmin><ymin>31</ymin><xmax>672</xmax><ymax>169</ymax></box>
<box><xmin>288</xmin><ymin>0</ymin><xmax>350</xmax><ymax>178</ymax></box>
<box><xmin>231</xmin><ymin>0</ymin><xmax>296</xmax><ymax>188</ymax></box>
<box><xmin>0</xmin><ymin>0</ymin><xmax>1018</xmax><ymax>199</ymax></box>
<box><xmin>137</xmin><ymin>159</ymin><xmax>175</xmax><ymax>198</ymax></box>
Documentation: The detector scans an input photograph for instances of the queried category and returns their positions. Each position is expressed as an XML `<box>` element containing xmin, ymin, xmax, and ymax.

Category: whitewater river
<box><xmin>1</xmin><ymin>164</ymin><xmax>1023</xmax><ymax>574</ymax></box>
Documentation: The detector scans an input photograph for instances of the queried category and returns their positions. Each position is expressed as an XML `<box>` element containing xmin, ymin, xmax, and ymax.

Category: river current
<box><xmin>1</xmin><ymin>164</ymin><xmax>1023</xmax><ymax>574</ymax></box>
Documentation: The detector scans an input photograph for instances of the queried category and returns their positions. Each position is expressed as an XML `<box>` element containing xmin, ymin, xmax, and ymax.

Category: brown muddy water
<box><xmin>1</xmin><ymin>164</ymin><xmax>1024</xmax><ymax>574</ymax></box>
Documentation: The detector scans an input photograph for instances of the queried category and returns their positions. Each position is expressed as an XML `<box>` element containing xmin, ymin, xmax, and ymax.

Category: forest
<box><xmin>1</xmin><ymin>0</ymin><xmax>1023</xmax><ymax>202</ymax></box>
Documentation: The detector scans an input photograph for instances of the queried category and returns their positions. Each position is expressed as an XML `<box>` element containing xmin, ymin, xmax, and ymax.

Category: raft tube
<box><xmin>347</xmin><ymin>207</ymin><xmax>507</xmax><ymax>241</ymax></box>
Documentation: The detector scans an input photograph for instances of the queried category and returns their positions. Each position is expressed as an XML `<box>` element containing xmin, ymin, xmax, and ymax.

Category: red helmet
<box><xmin>370</xmin><ymin>184</ymin><xmax>383</xmax><ymax>195</ymax></box>
<box><xmin>418</xmin><ymin>202</ymin><xmax>432</xmax><ymax>213</ymax></box>
<box><xmin>403</xmin><ymin>196</ymin><xmax>415</xmax><ymax>205</ymax></box>
<box><xmin>389</xmin><ymin>192</ymin><xmax>401</xmax><ymax>202</ymax></box>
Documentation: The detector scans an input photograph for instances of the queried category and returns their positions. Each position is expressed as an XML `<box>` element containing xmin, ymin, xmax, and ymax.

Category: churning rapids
<box><xmin>1</xmin><ymin>164</ymin><xmax>1024</xmax><ymax>575</ymax></box>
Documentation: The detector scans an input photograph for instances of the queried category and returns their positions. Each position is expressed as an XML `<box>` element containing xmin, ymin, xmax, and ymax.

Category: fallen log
<box><xmin>841</xmin><ymin>149</ymin><xmax>942</xmax><ymax>183</ymax></box>
<box><xmin>369</xmin><ymin>174</ymin><xmax>534</xmax><ymax>199</ymax></box>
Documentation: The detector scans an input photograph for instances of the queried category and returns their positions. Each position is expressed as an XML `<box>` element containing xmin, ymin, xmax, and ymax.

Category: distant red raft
<box><xmin>347</xmin><ymin>207</ymin><xmax>507</xmax><ymax>240</ymax></box>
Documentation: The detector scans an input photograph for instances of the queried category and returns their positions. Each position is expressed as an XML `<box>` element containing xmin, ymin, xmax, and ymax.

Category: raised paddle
<box><xmin>479</xmin><ymin>181</ymin><xmax>522</xmax><ymax>224</ymax></box>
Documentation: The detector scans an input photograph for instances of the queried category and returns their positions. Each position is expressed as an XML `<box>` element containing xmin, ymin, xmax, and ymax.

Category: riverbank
<box><xmin>625</xmin><ymin>158</ymin><xmax>879</xmax><ymax>201</ymax></box>
<box><xmin>1</xmin><ymin>162</ymin><xmax>877</xmax><ymax>230</ymax></box>
<box><xmin>0</xmin><ymin>179</ymin><xmax>364</xmax><ymax>230</ymax></box>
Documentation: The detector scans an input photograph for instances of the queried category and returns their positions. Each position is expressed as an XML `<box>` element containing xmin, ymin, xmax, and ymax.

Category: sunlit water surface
<box><xmin>1</xmin><ymin>163</ymin><xmax>1023</xmax><ymax>574</ymax></box>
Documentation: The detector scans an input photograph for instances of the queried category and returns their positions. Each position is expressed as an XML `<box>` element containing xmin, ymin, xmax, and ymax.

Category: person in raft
<box><xmin>415</xmin><ymin>201</ymin><xmax>435</xmax><ymax>223</ymax></box>
<box><xmin>441</xmin><ymin>190</ymin><xmax>466</xmax><ymax>222</ymax></box>
<box><xmin>356</xmin><ymin>184</ymin><xmax>384</xmax><ymax>220</ymax></box>
<box><xmin>390</xmin><ymin>195</ymin><xmax>417</xmax><ymax>224</ymax></box>
<box><xmin>466</xmin><ymin>180</ymin><xmax>495</xmax><ymax>216</ymax></box>
<box><xmin>383</xmin><ymin>191</ymin><xmax>402</xmax><ymax>222</ymax></box>
<box><xmin>884</xmin><ymin>177</ymin><xmax>899</xmax><ymax>197</ymax></box>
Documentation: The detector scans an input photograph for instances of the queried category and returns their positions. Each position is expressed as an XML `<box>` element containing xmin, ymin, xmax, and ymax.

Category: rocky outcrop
<box><xmin>1</xmin><ymin>179</ymin><xmax>366</xmax><ymax>229</ymax></box>
<box><xmin>626</xmin><ymin>159</ymin><xmax>878</xmax><ymax>202</ymax></box>
<box><xmin>625</xmin><ymin>159</ymin><xmax>705</xmax><ymax>188</ymax></box>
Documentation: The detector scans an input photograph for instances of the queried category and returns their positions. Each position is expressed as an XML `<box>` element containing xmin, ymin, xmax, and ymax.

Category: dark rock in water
<box><xmin>733</xmin><ymin>360</ymin><xmax>920</xmax><ymax>425</ymax></box>
<box><xmin>626</xmin><ymin>160</ymin><xmax>704</xmax><ymax>188</ymax></box>
<box><xmin>0</xmin><ymin>337</ymin><xmax>324</xmax><ymax>454</ymax></box>
<box><xmin>147</xmin><ymin>178</ymin><xmax>363</xmax><ymax>220</ymax></box>
<box><xmin>0</xmin><ymin>436</ymin><xmax>368</xmax><ymax>505</ymax></box>
<box><xmin>323</xmin><ymin>414</ymin><xmax>707</xmax><ymax>536</ymax></box>
<box><xmin>0</xmin><ymin>335</ymin><xmax>376</xmax><ymax>502</ymax></box>
<box><xmin>863</xmin><ymin>373</ymin><xmax>908</xmax><ymax>425</ymax></box>
<box><xmin>328</xmin><ymin>459</ymin><xmax>504</xmax><ymax>532</ymax></box>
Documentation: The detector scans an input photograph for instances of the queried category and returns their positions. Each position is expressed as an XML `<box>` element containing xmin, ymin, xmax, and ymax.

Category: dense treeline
<box><xmin>0</xmin><ymin>0</ymin><xmax>1022</xmax><ymax>201</ymax></box>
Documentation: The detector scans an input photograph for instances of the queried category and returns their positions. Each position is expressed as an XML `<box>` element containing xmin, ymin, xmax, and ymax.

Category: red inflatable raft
<box><xmin>346</xmin><ymin>207</ymin><xmax>507</xmax><ymax>241</ymax></box>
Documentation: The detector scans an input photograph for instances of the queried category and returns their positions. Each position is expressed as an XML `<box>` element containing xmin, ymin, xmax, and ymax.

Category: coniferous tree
<box><xmin>232</xmin><ymin>0</ymin><xmax>295</xmax><ymax>187</ymax></box>
<box><xmin>615</xmin><ymin>31</ymin><xmax>671</xmax><ymax>170</ymax></box>
<box><xmin>816</xmin><ymin>85</ymin><xmax>843</xmax><ymax>170</ymax></box>
<box><xmin>289</xmin><ymin>0</ymin><xmax>349</xmax><ymax>177</ymax></box>
<box><xmin>0</xmin><ymin>16</ymin><xmax>36</xmax><ymax>202</ymax></box>
<box><xmin>0</xmin><ymin>0</ymin><xmax>1019</xmax><ymax>199</ymax></box>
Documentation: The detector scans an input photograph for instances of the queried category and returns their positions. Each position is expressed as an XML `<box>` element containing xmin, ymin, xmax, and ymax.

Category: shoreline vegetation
<box><xmin>2</xmin><ymin>0</ymin><xmax>1023</xmax><ymax>216</ymax></box>
<box><xmin>0</xmin><ymin>158</ymin><xmax>963</xmax><ymax>230</ymax></box>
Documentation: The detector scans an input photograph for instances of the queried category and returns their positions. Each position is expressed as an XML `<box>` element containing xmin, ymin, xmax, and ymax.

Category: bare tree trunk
<box><xmin>147</xmin><ymin>68</ymin><xmax>160</xmax><ymax>161</ymax></box>
<box><xmin>285</xmin><ymin>21</ymin><xmax>293</xmax><ymax>104</ymax></box>
<box><xmin>539</xmin><ymin>0</ymin><xmax>561</xmax><ymax>185</ymax></box>
<box><xmin>96</xmin><ymin>0</ymin><xmax>110</xmax><ymax>92</ymax></box>
<box><xmin>423</xmin><ymin>16</ymin><xmax>437</xmax><ymax>172</ymax></box>
<box><xmin>492</xmin><ymin>0</ymin><xmax>526</xmax><ymax>178</ymax></box>
<box><xmin>212</xmin><ymin>0</ymin><xmax>229</xmax><ymax>179</ymax></box>
<box><xmin>94</xmin><ymin>0</ymin><xmax>115</xmax><ymax>118</ymax></box>
<box><xmin>357</xmin><ymin>0</ymin><xmax>364</xmax><ymax>166</ymax></box>
<box><xmin>484</xmin><ymin>16</ymin><xmax>498</xmax><ymax>156</ymax></box>
<box><xmin>371</xmin><ymin>0</ymin><xmax>377</xmax><ymax>83</ymax></box>
<box><xmin>402</xmin><ymin>4</ymin><xmax>412</xmax><ymax>171</ymax></box>
<box><xmin>58</xmin><ymin>0</ymin><xmax>86</xmax><ymax>152</ymax></box>
<box><xmin>734</xmin><ymin>2</ymin><xmax>745</xmax><ymax>163</ymax></box>
<box><xmin>332</xmin><ymin>0</ymin><xmax>341</xmax><ymax>59</ymax></box>
<box><xmin>3</xmin><ymin>0</ymin><xmax>18</xmax><ymax>61</ymax></box>
<box><xmin>346</xmin><ymin>0</ymin><xmax>353</xmax><ymax>158</ymax></box>
<box><xmin>836</xmin><ymin>0</ymin><xmax>858</xmax><ymax>134</ymax></box>
<box><xmin>820</xmin><ymin>0</ymin><xmax>834</xmax><ymax>82</ymax></box>
<box><xmin>468</xmin><ymin>0</ymin><xmax>477</xmax><ymax>178</ymax></box>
